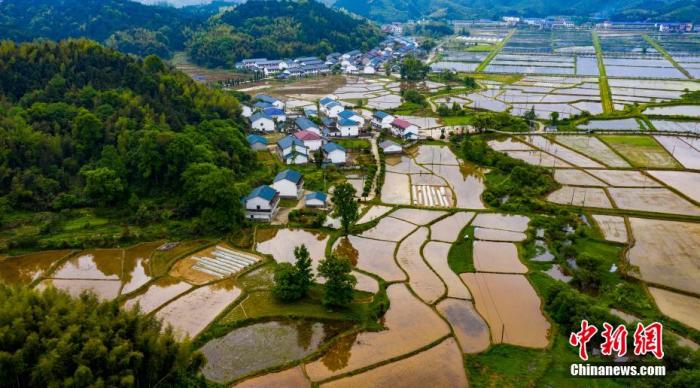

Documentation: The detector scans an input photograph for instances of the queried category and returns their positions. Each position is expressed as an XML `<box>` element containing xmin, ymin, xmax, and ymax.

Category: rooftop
<box><xmin>323</xmin><ymin>142</ymin><xmax>346</xmax><ymax>153</ymax></box>
<box><xmin>246</xmin><ymin>134</ymin><xmax>268</xmax><ymax>145</ymax></box>
<box><xmin>244</xmin><ymin>185</ymin><xmax>278</xmax><ymax>202</ymax></box>
<box><xmin>274</xmin><ymin>169</ymin><xmax>303</xmax><ymax>184</ymax></box>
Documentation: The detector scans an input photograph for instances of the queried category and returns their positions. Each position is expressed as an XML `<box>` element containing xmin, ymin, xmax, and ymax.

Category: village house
<box><xmin>304</xmin><ymin>107</ymin><xmax>318</xmax><ymax>118</ymax></box>
<box><xmin>295</xmin><ymin>117</ymin><xmax>320</xmax><ymax>135</ymax></box>
<box><xmin>294</xmin><ymin>130</ymin><xmax>324</xmax><ymax>151</ymax></box>
<box><xmin>271</xmin><ymin>169</ymin><xmax>304</xmax><ymax>199</ymax></box>
<box><xmin>277</xmin><ymin>135</ymin><xmax>309</xmax><ymax>165</ymax></box>
<box><xmin>250</xmin><ymin>112</ymin><xmax>276</xmax><ymax>133</ymax></box>
<box><xmin>246</xmin><ymin>134</ymin><xmax>269</xmax><ymax>151</ymax></box>
<box><xmin>372</xmin><ymin>111</ymin><xmax>395</xmax><ymax>129</ymax></box>
<box><xmin>241</xmin><ymin>105</ymin><xmax>253</xmax><ymax>118</ymax></box>
<box><xmin>338</xmin><ymin>110</ymin><xmax>365</xmax><ymax>126</ymax></box>
<box><xmin>336</xmin><ymin>118</ymin><xmax>360</xmax><ymax>137</ymax></box>
<box><xmin>322</xmin><ymin>142</ymin><xmax>347</xmax><ymax>165</ymax></box>
<box><xmin>320</xmin><ymin>98</ymin><xmax>344</xmax><ymax>118</ymax></box>
<box><xmin>263</xmin><ymin>107</ymin><xmax>287</xmax><ymax>123</ymax></box>
<box><xmin>305</xmin><ymin>191</ymin><xmax>328</xmax><ymax>208</ymax></box>
<box><xmin>379</xmin><ymin>139</ymin><xmax>403</xmax><ymax>154</ymax></box>
<box><xmin>255</xmin><ymin>94</ymin><xmax>285</xmax><ymax>110</ymax></box>
<box><xmin>390</xmin><ymin>118</ymin><xmax>420</xmax><ymax>140</ymax></box>
<box><xmin>243</xmin><ymin>185</ymin><xmax>280</xmax><ymax>221</ymax></box>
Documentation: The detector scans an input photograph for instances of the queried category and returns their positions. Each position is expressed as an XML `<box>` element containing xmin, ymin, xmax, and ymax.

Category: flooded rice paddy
<box><xmin>547</xmin><ymin>187</ymin><xmax>613</xmax><ymax>208</ymax></box>
<box><xmin>423</xmin><ymin>241</ymin><xmax>472</xmax><ymax>299</ymax></box>
<box><xmin>586</xmin><ymin>170</ymin><xmax>661</xmax><ymax>187</ymax></box>
<box><xmin>123</xmin><ymin>276</ymin><xmax>192</xmax><ymax>313</ymax></box>
<box><xmin>627</xmin><ymin>218</ymin><xmax>700</xmax><ymax>295</ymax></box>
<box><xmin>436</xmin><ymin>299</ymin><xmax>490</xmax><ymax>353</ymax></box>
<box><xmin>334</xmin><ymin>236</ymin><xmax>404</xmax><ymax>281</ymax></box>
<box><xmin>429</xmin><ymin>212</ymin><xmax>474</xmax><ymax>242</ymax></box>
<box><xmin>553</xmin><ymin>136</ymin><xmax>631</xmax><ymax>167</ymax></box>
<box><xmin>648</xmin><ymin>170</ymin><xmax>700</xmax><ymax>202</ymax></box>
<box><xmin>235</xmin><ymin>366</ymin><xmax>309</xmax><ymax>388</ymax></box>
<box><xmin>648</xmin><ymin>288</ymin><xmax>700</xmax><ymax>331</ymax></box>
<box><xmin>607</xmin><ymin>187</ymin><xmax>700</xmax><ymax>216</ymax></box>
<box><xmin>396</xmin><ymin>228</ymin><xmax>445</xmax><ymax>304</ymax></box>
<box><xmin>0</xmin><ymin>250</ymin><xmax>72</xmax><ymax>284</ymax></box>
<box><xmin>472</xmin><ymin>213</ymin><xmax>530</xmax><ymax>232</ymax></box>
<box><xmin>256</xmin><ymin>229</ymin><xmax>328</xmax><ymax>274</ymax></box>
<box><xmin>381</xmin><ymin>173</ymin><xmax>412</xmax><ymax>205</ymax></box>
<box><xmin>388</xmin><ymin>208</ymin><xmax>447</xmax><ymax>225</ymax></box>
<box><xmin>461</xmin><ymin>273</ymin><xmax>550</xmax><ymax>348</ymax></box>
<box><xmin>200</xmin><ymin>320</ymin><xmax>349</xmax><ymax>383</ymax></box>
<box><xmin>473</xmin><ymin>241</ymin><xmax>527</xmax><ymax>274</ymax></box>
<box><xmin>592</xmin><ymin>215</ymin><xmax>628</xmax><ymax>244</ymax></box>
<box><xmin>304</xmin><ymin>284</ymin><xmax>450</xmax><ymax>381</ymax></box>
<box><xmin>321</xmin><ymin>338</ymin><xmax>467</xmax><ymax>388</ymax></box>
<box><xmin>554</xmin><ymin>169</ymin><xmax>607</xmax><ymax>187</ymax></box>
<box><xmin>474</xmin><ymin>228</ymin><xmax>527</xmax><ymax>242</ymax></box>
<box><xmin>357</xmin><ymin>205</ymin><xmax>394</xmax><ymax>224</ymax></box>
<box><xmin>359</xmin><ymin>217</ymin><xmax>417</xmax><ymax>242</ymax></box>
<box><xmin>155</xmin><ymin>279</ymin><xmax>241</xmax><ymax>339</ymax></box>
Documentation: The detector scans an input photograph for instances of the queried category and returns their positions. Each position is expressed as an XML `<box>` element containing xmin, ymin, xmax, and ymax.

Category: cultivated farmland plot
<box><xmin>552</xmin><ymin>136</ymin><xmax>631</xmax><ymax>168</ymax></box>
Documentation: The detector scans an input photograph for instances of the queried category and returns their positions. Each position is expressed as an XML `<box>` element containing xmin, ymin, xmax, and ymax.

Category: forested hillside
<box><xmin>186</xmin><ymin>0</ymin><xmax>384</xmax><ymax>68</ymax></box>
<box><xmin>0</xmin><ymin>40</ymin><xmax>255</xmax><ymax>237</ymax></box>
<box><xmin>0</xmin><ymin>0</ymin><xmax>208</xmax><ymax>58</ymax></box>
<box><xmin>332</xmin><ymin>0</ymin><xmax>700</xmax><ymax>23</ymax></box>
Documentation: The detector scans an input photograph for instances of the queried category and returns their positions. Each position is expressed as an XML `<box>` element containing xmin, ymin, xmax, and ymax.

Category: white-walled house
<box><xmin>390</xmin><ymin>118</ymin><xmax>419</xmax><ymax>140</ymax></box>
<box><xmin>241</xmin><ymin>105</ymin><xmax>253</xmax><ymax>118</ymax></box>
<box><xmin>337</xmin><ymin>118</ymin><xmax>360</xmax><ymax>137</ymax></box>
<box><xmin>263</xmin><ymin>107</ymin><xmax>286</xmax><ymax>123</ymax></box>
<box><xmin>363</xmin><ymin>65</ymin><xmax>376</xmax><ymax>74</ymax></box>
<box><xmin>379</xmin><ymin>140</ymin><xmax>403</xmax><ymax>154</ymax></box>
<box><xmin>294</xmin><ymin>130</ymin><xmax>324</xmax><ymax>151</ymax></box>
<box><xmin>255</xmin><ymin>94</ymin><xmax>285</xmax><ymax>110</ymax></box>
<box><xmin>372</xmin><ymin>111</ymin><xmax>395</xmax><ymax>129</ymax></box>
<box><xmin>276</xmin><ymin>135</ymin><xmax>309</xmax><ymax>165</ymax></box>
<box><xmin>243</xmin><ymin>185</ymin><xmax>280</xmax><ymax>221</ymax></box>
<box><xmin>305</xmin><ymin>192</ymin><xmax>328</xmax><ymax>208</ymax></box>
<box><xmin>271</xmin><ymin>169</ymin><xmax>304</xmax><ymax>199</ymax></box>
<box><xmin>338</xmin><ymin>110</ymin><xmax>365</xmax><ymax>126</ymax></box>
<box><xmin>321</xmin><ymin>100</ymin><xmax>344</xmax><ymax>118</ymax></box>
<box><xmin>295</xmin><ymin>117</ymin><xmax>320</xmax><ymax>135</ymax></box>
<box><xmin>250</xmin><ymin>112</ymin><xmax>276</xmax><ymax>133</ymax></box>
<box><xmin>322</xmin><ymin>142</ymin><xmax>347</xmax><ymax>165</ymax></box>
<box><xmin>246</xmin><ymin>134</ymin><xmax>269</xmax><ymax>151</ymax></box>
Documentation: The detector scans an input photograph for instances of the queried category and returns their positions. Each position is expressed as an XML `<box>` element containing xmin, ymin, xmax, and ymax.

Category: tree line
<box><xmin>0</xmin><ymin>39</ymin><xmax>256</xmax><ymax>233</ymax></box>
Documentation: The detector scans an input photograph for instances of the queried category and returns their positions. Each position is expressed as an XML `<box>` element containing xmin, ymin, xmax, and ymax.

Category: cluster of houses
<box><xmin>245</xmin><ymin>93</ymin><xmax>418</xmax><ymax>166</ymax></box>
<box><xmin>242</xmin><ymin>168</ymin><xmax>328</xmax><ymax>221</ymax></box>
<box><xmin>235</xmin><ymin>37</ymin><xmax>423</xmax><ymax>78</ymax></box>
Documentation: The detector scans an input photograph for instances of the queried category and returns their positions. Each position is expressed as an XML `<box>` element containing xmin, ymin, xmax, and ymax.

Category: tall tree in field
<box><xmin>294</xmin><ymin>245</ymin><xmax>314</xmax><ymax>293</ymax></box>
<box><xmin>318</xmin><ymin>255</ymin><xmax>357</xmax><ymax>309</ymax></box>
<box><xmin>273</xmin><ymin>244</ymin><xmax>314</xmax><ymax>302</ymax></box>
<box><xmin>399</xmin><ymin>54</ymin><xmax>429</xmax><ymax>81</ymax></box>
<box><xmin>331</xmin><ymin>183</ymin><xmax>359</xmax><ymax>235</ymax></box>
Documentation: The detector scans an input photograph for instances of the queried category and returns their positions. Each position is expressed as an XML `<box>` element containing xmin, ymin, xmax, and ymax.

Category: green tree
<box><xmin>273</xmin><ymin>244</ymin><xmax>314</xmax><ymax>302</ymax></box>
<box><xmin>318</xmin><ymin>255</ymin><xmax>356</xmax><ymax>308</ymax></box>
<box><xmin>81</xmin><ymin>167</ymin><xmax>124</xmax><ymax>206</ymax></box>
<box><xmin>0</xmin><ymin>284</ymin><xmax>202</xmax><ymax>386</ymax></box>
<box><xmin>402</xmin><ymin>88</ymin><xmax>426</xmax><ymax>105</ymax></box>
<box><xmin>331</xmin><ymin>183</ymin><xmax>359</xmax><ymax>235</ymax></box>
<box><xmin>400</xmin><ymin>54</ymin><xmax>429</xmax><ymax>81</ymax></box>
<box><xmin>437</xmin><ymin>103</ymin><xmax>450</xmax><ymax>116</ymax></box>
<box><xmin>550</xmin><ymin>111</ymin><xmax>559</xmax><ymax>126</ymax></box>
<box><xmin>182</xmin><ymin>163</ymin><xmax>243</xmax><ymax>232</ymax></box>
<box><xmin>463</xmin><ymin>76</ymin><xmax>478</xmax><ymax>88</ymax></box>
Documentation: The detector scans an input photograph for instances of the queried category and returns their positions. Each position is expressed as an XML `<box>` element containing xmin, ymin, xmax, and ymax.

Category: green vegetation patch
<box><xmin>599</xmin><ymin>135</ymin><xmax>681</xmax><ymax>168</ymax></box>
<box><xmin>447</xmin><ymin>225</ymin><xmax>474</xmax><ymax>273</ymax></box>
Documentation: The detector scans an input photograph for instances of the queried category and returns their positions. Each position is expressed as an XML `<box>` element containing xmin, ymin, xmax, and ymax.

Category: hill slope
<box><xmin>332</xmin><ymin>0</ymin><xmax>700</xmax><ymax>23</ymax></box>
<box><xmin>186</xmin><ymin>0</ymin><xmax>384</xmax><ymax>68</ymax></box>
<box><xmin>0</xmin><ymin>39</ymin><xmax>255</xmax><ymax>240</ymax></box>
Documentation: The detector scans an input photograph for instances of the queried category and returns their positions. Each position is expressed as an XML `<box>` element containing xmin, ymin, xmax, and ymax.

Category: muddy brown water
<box><xmin>200</xmin><ymin>320</ymin><xmax>350</xmax><ymax>383</ymax></box>
<box><xmin>474</xmin><ymin>228</ymin><xmax>526</xmax><ymax>242</ymax></box>
<box><xmin>396</xmin><ymin>228</ymin><xmax>445</xmax><ymax>304</ymax></box>
<box><xmin>388</xmin><ymin>208</ymin><xmax>447</xmax><ymax>225</ymax></box>
<box><xmin>359</xmin><ymin>217</ymin><xmax>417</xmax><ymax>242</ymax></box>
<box><xmin>436</xmin><ymin>298</ymin><xmax>490</xmax><ymax>353</ymax></box>
<box><xmin>304</xmin><ymin>284</ymin><xmax>450</xmax><ymax>381</ymax></box>
<box><xmin>426</xmin><ymin>164</ymin><xmax>486</xmax><ymax>209</ymax></box>
<box><xmin>121</xmin><ymin>242</ymin><xmax>161</xmax><ymax>294</ymax></box>
<box><xmin>473</xmin><ymin>241</ymin><xmax>527</xmax><ymax>274</ymax></box>
<box><xmin>472</xmin><ymin>213</ymin><xmax>529</xmax><ymax>233</ymax></box>
<box><xmin>461</xmin><ymin>273</ymin><xmax>550</xmax><ymax>348</ymax></box>
<box><xmin>430</xmin><ymin>212</ymin><xmax>474</xmax><ymax>242</ymax></box>
<box><xmin>235</xmin><ymin>366</ymin><xmax>310</xmax><ymax>388</ymax></box>
<box><xmin>123</xmin><ymin>276</ymin><xmax>192</xmax><ymax>313</ymax></box>
<box><xmin>321</xmin><ymin>338</ymin><xmax>467</xmax><ymax>388</ymax></box>
<box><xmin>0</xmin><ymin>250</ymin><xmax>72</xmax><ymax>284</ymax></box>
<box><xmin>414</xmin><ymin>145</ymin><xmax>461</xmax><ymax>165</ymax></box>
<box><xmin>333</xmin><ymin>236</ymin><xmax>404</xmax><ymax>282</ymax></box>
<box><xmin>256</xmin><ymin>229</ymin><xmax>329</xmax><ymax>275</ymax></box>
<box><xmin>423</xmin><ymin>241</ymin><xmax>471</xmax><ymax>299</ymax></box>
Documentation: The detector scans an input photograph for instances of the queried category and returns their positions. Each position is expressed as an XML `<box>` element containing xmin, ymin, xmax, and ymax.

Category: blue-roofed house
<box><xmin>243</xmin><ymin>185</ymin><xmax>280</xmax><ymax>221</ymax></box>
<box><xmin>256</xmin><ymin>94</ymin><xmax>285</xmax><ymax>110</ymax></box>
<box><xmin>250</xmin><ymin>112</ymin><xmax>275</xmax><ymax>132</ymax></box>
<box><xmin>276</xmin><ymin>135</ymin><xmax>309</xmax><ymax>165</ymax></box>
<box><xmin>372</xmin><ymin>111</ymin><xmax>395</xmax><ymax>129</ymax></box>
<box><xmin>321</xmin><ymin>100</ymin><xmax>344</xmax><ymax>118</ymax></box>
<box><xmin>263</xmin><ymin>107</ymin><xmax>287</xmax><ymax>123</ymax></box>
<box><xmin>337</xmin><ymin>118</ymin><xmax>360</xmax><ymax>137</ymax></box>
<box><xmin>246</xmin><ymin>134</ymin><xmax>269</xmax><ymax>151</ymax></box>
<box><xmin>338</xmin><ymin>110</ymin><xmax>365</xmax><ymax>126</ymax></box>
<box><xmin>305</xmin><ymin>191</ymin><xmax>328</xmax><ymax>208</ymax></box>
<box><xmin>295</xmin><ymin>116</ymin><xmax>320</xmax><ymax>135</ymax></box>
<box><xmin>271</xmin><ymin>169</ymin><xmax>304</xmax><ymax>199</ymax></box>
<box><xmin>304</xmin><ymin>107</ymin><xmax>318</xmax><ymax>118</ymax></box>
<box><xmin>320</xmin><ymin>97</ymin><xmax>335</xmax><ymax>107</ymax></box>
<box><xmin>254</xmin><ymin>101</ymin><xmax>273</xmax><ymax>110</ymax></box>
<box><xmin>322</xmin><ymin>142</ymin><xmax>346</xmax><ymax>165</ymax></box>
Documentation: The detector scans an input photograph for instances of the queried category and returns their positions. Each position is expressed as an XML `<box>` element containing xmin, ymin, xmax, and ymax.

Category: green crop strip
<box><xmin>642</xmin><ymin>34</ymin><xmax>692</xmax><ymax>79</ymax></box>
<box><xmin>476</xmin><ymin>29</ymin><xmax>515</xmax><ymax>72</ymax></box>
<box><xmin>592</xmin><ymin>31</ymin><xmax>614</xmax><ymax>113</ymax></box>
